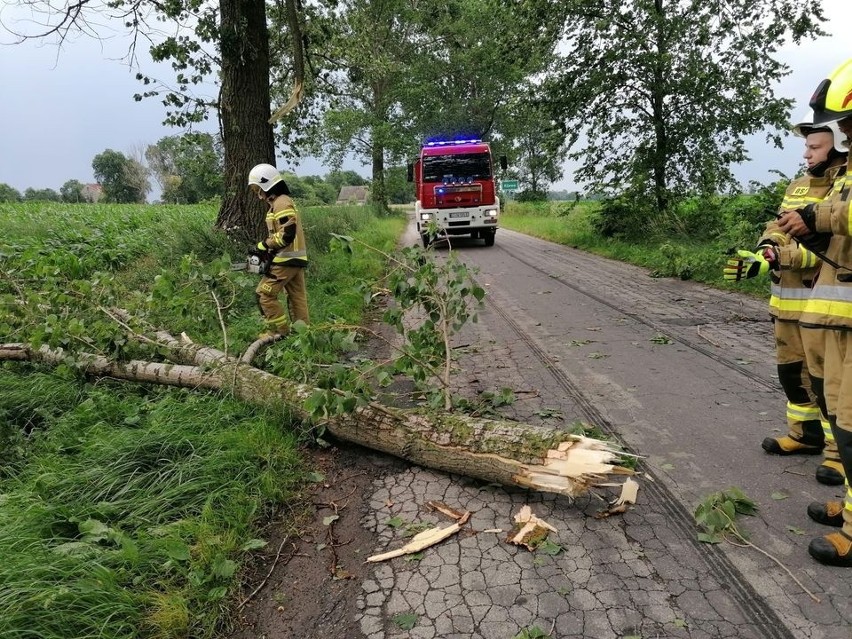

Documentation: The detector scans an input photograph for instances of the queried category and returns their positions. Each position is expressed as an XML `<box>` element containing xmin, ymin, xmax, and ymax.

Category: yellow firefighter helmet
<box><xmin>809</xmin><ymin>59</ymin><xmax>852</xmax><ymax>125</ymax></box>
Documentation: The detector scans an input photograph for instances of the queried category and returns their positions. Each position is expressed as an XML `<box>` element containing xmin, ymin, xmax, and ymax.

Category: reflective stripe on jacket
<box><xmin>264</xmin><ymin>194</ymin><xmax>308</xmax><ymax>267</ymax></box>
<box><xmin>758</xmin><ymin>174</ymin><xmax>833</xmax><ymax>320</ymax></box>
<box><xmin>799</xmin><ymin>164</ymin><xmax>852</xmax><ymax>329</ymax></box>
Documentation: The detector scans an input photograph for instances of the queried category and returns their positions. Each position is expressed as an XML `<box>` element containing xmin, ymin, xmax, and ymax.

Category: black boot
<box><xmin>807</xmin><ymin>501</ymin><xmax>844</xmax><ymax>527</ymax></box>
<box><xmin>816</xmin><ymin>460</ymin><xmax>846</xmax><ymax>485</ymax></box>
<box><xmin>831</xmin><ymin>422</ymin><xmax>852</xmax><ymax>483</ymax></box>
<box><xmin>808</xmin><ymin>530</ymin><xmax>852</xmax><ymax>567</ymax></box>
<box><xmin>761</xmin><ymin>435</ymin><xmax>823</xmax><ymax>455</ymax></box>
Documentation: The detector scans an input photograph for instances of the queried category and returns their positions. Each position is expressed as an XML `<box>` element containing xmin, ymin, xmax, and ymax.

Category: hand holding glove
<box><xmin>723</xmin><ymin>248</ymin><xmax>776</xmax><ymax>282</ymax></box>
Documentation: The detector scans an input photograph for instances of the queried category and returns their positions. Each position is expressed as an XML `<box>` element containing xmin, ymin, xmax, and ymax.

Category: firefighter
<box><xmin>724</xmin><ymin>113</ymin><xmax>847</xmax><ymax>480</ymax></box>
<box><xmin>248</xmin><ymin>163</ymin><xmax>309</xmax><ymax>338</ymax></box>
<box><xmin>778</xmin><ymin>58</ymin><xmax>852</xmax><ymax>566</ymax></box>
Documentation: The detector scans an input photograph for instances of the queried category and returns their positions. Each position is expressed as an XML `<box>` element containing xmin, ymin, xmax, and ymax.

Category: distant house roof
<box><xmin>336</xmin><ymin>185</ymin><xmax>369</xmax><ymax>205</ymax></box>
<box><xmin>82</xmin><ymin>183</ymin><xmax>104</xmax><ymax>202</ymax></box>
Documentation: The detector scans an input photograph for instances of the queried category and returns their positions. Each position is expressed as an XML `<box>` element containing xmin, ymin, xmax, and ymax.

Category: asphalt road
<box><xmin>235</xmin><ymin>216</ymin><xmax>851</xmax><ymax>639</ymax></box>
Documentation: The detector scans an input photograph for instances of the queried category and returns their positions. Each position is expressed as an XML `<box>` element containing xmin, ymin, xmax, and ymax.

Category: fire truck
<box><xmin>407</xmin><ymin>138</ymin><xmax>507</xmax><ymax>247</ymax></box>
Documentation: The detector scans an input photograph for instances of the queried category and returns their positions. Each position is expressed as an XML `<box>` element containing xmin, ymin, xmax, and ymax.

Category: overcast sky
<box><xmin>0</xmin><ymin>2</ymin><xmax>850</xmax><ymax>198</ymax></box>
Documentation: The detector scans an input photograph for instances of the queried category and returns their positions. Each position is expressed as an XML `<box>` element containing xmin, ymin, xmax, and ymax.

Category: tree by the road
<box><xmin>308</xmin><ymin>0</ymin><xmax>422</xmax><ymax>210</ymax></box>
<box><xmin>548</xmin><ymin>0</ymin><xmax>825</xmax><ymax>214</ymax></box>
<box><xmin>403</xmin><ymin>0</ymin><xmax>562</xmax><ymax>149</ymax></box>
<box><xmin>502</xmin><ymin>99</ymin><xmax>569</xmax><ymax>198</ymax></box>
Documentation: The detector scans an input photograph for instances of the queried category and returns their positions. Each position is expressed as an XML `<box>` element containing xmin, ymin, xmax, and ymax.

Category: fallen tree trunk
<box><xmin>1</xmin><ymin>339</ymin><xmax>634</xmax><ymax>498</ymax></box>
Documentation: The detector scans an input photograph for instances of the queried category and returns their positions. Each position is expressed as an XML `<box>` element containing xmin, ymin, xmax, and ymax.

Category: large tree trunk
<box><xmin>217</xmin><ymin>0</ymin><xmax>277</xmax><ymax>240</ymax></box>
<box><xmin>1</xmin><ymin>340</ymin><xmax>632</xmax><ymax>499</ymax></box>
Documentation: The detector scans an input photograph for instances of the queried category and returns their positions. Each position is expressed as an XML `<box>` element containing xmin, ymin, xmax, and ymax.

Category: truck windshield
<box><xmin>422</xmin><ymin>153</ymin><xmax>491</xmax><ymax>183</ymax></box>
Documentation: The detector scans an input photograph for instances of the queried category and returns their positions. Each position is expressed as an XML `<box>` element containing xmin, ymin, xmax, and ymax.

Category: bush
<box><xmin>717</xmin><ymin>179</ymin><xmax>787</xmax><ymax>250</ymax></box>
<box><xmin>591</xmin><ymin>195</ymin><xmax>654</xmax><ymax>238</ymax></box>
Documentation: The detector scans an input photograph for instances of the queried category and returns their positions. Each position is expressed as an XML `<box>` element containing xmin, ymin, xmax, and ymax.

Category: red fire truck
<box><xmin>407</xmin><ymin>138</ymin><xmax>507</xmax><ymax>247</ymax></box>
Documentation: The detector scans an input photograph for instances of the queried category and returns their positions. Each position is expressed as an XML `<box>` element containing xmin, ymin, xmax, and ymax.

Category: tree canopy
<box><xmin>2</xmin><ymin>0</ymin><xmax>828</xmax><ymax>217</ymax></box>
<box><xmin>546</xmin><ymin>0</ymin><xmax>825</xmax><ymax>213</ymax></box>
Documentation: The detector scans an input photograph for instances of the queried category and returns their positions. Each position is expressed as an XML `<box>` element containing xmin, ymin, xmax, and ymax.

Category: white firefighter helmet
<box><xmin>248</xmin><ymin>163</ymin><xmax>282</xmax><ymax>192</ymax></box>
<box><xmin>791</xmin><ymin>109</ymin><xmax>847</xmax><ymax>152</ymax></box>
<box><xmin>791</xmin><ymin>109</ymin><xmax>815</xmax><ymax>138</ymax></box>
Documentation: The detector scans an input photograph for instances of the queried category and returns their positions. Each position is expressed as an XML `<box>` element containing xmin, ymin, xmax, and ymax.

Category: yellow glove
<box><xmin>723</xmin><ymin>249</ymin><xmax>772</xmax><ymax>282</ymax></box>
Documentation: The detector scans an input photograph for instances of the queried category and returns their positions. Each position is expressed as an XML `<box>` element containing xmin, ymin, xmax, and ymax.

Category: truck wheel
<box><xmin>421</xmin><ymin>233</ymin><xmax>431</xmax><ymax>248</ymax></box>
<box><xmin>484</xmin><ymin>231</ymin><xmax>495</xmax><ymax>247</ymax></box>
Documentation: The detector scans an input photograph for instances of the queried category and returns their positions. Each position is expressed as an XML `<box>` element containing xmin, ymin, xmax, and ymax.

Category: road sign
<box><xmin>500</xmin><ymin>179</ymin><xmax>519</xmax><ymax>191</ymax></box>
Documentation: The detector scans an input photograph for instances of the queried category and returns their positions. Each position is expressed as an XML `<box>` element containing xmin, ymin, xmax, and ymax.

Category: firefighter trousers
<box><xmin>255</xmin><ymin>264</ymin><xmax>309</xmax><ymax>333</ymax></box>
<box><xmin>822</xmin><ymin>330</ymin><xmax>852</xmax><ymax>536</ymax></box>
<box><xmin>775</xmin><ymin>320</ymin><xmax>822</xmax><ymax>444</ymax></box>
<box><xmin>800</xmin><ymin>326</ymin><xmax>841</xmax><ymax>462</ymax></box>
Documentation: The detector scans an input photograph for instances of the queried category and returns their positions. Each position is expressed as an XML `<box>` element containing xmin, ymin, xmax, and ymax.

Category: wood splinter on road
<box><xmin>366</xmin><ymin>512</ymin><xmax>471</xmax><ymax>563</ymax></box>
<box><xmin>507</xmin><ymin>505</ymin><xmax>558</xmax><ymax>551</ymax></box>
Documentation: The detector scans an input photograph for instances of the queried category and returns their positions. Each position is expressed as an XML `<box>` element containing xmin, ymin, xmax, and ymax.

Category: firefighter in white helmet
<box><xmin>725</xmin><ymin>112</ymin><xmax>847</xmax><ymax>479</ymax></box>
<box><xmin>247</xmin><ymin>163</ymin><xmax>309</xmax><ymax>338</ymax></box>
<box><xmin>778</xmin><ymin>58</ymin><xmax>852</xmax><ymax>566</ymax></box>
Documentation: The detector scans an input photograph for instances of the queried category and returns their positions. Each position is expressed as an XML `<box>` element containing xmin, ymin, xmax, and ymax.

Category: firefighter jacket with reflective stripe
<box><xmin>798</xmin><ymin>161</ymin><xmax>852</xmax><ymax>329</ymax></box>
<box><xmin>264</xmin><ymin>194</ymin><xmax>308</xmax><ymax>267</ymax></box>
<box><xmin>757</xmin><ymin>174</ymin><xmax>833</xmax><ymax>320</ymax></box>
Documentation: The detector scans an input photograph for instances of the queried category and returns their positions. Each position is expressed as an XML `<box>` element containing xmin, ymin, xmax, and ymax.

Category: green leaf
<box><xmin>787</xmin><ymin>526</ymin><xmax>806</xmax><ymax>535</ymax></box>
<box><xmin>697</xmin><ymin>532</ymin><xmax>722</xmax><ymax>544</ymax></box>
<box><xmin>211</xmin><ymin>557</ymin><xmax>238</xmax><ymax>579</ymax></box>
<box><xmin>207</xmin><ymin>586</ymin><xmax>228</xmax><ymax>601</ymax></box>
<box><xmin>770</xmin><ymin>491</ymin><xmax>788</xmax><ymax>501</ymax></box>
<box><xmin>307</xmin><ymin>471</ymin><xmax>325</xmax><ymax>483</ymax></box>
<box><xmin>536</xmin><ymin>539</ymin><xmax>563</xmax><ymax>556</ymax></box>
<box><xmin>512</xmin><ymin>627</ymin><xmax>551</xmax><ymax>639</ymax></box>
<box><xmin>386</xmin><ymin>516</ymin><xmax>405</xmax><ymax>528</ymax></box>
<box><xmin>163</xmin><ymin>539</ymin><xmax>191</xmax><ymax>562</ymax></box>
<box><xmin>78</xmin><ymin>519</ymin><xmax>111</xmax><ymax>542</ymax></box>
<box><xmin>240</xmin><ymin>538</ymin><xmax>268</xmax><ymax>551</ymax></box>
<box><xmin>392</xmin><ymin>612</ymin><xmax>418</xmax><ymax>630</ymax></box>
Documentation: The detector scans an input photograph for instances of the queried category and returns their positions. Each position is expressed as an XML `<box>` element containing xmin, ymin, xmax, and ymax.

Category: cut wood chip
<box><xmin>507</xmin><ymin>505</ymin><xmax>557</xmax><ymax>551</ymax></box>
<box><xmin>426</xmin><ymin>501</ymin><xmax>467</xmax><ymax>521</ymax></box>
<box><xmin>612</xmin><ymin>477</ymin><xmax>639</xmax><ymax>507</ymax></box>
<box><xmin>367</xmin><ymin>512</ymin><xmax>471</xmax><ymax>562</ymax></box>
<box><xmin>594</xmin><ymin>477</ymin><xmax>640</xmax><ymax>519</ymax></box>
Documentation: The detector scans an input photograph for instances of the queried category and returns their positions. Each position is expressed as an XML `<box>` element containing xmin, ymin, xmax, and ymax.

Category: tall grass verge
<box><xmin>499</xmin><ymin>199</ymin><xmax>773</xmax><ymax>297</ymax></box>
<box><xmin>0</xmin><ymin>202</ymin><xmax>406</xmax><ymax>638</ymax></box>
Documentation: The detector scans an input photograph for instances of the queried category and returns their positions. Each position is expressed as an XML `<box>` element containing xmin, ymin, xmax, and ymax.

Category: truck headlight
<box><xmin>484</xmin><ymin>209</ymin><xmax>498</xmax><ymax>217</ymax></box>
<box><xmin>420</xmin><ymin>212</ymin><xmax>432</xmax><ymax>221</ymax></box>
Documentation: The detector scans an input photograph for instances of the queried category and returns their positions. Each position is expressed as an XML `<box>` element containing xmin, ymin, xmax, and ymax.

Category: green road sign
<box><xmin>500</xmin><ymin>179</ymin><xmax>519</xmax><ymax>191</ymax></box>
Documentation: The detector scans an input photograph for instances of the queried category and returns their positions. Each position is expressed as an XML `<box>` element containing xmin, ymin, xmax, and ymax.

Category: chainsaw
<box><xmin>231</xmin><ymin>252</ymin><xmax>270</xmax><ymax>274</ymax></box>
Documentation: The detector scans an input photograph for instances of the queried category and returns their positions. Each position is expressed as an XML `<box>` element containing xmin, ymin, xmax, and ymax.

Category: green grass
<box><xmin>499</xmin><ymin>200</ymin><xmax>769</xmax><ymax>298</ymax></box>
<box><xmin>0</xmin><ymin>201</ymin><xmax>407</xmax><ymax>638</ymax></box>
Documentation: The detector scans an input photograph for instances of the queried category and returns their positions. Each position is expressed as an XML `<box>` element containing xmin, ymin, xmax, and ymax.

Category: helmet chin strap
<box><xmin>809</xmin><ymin>148</ymin><xmax>847</xmax><ymax>177</ymax></box>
